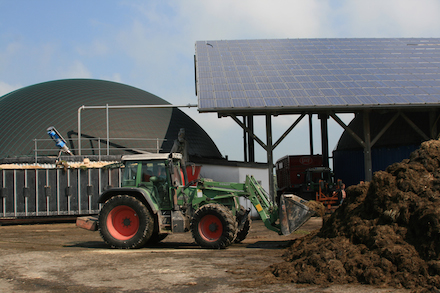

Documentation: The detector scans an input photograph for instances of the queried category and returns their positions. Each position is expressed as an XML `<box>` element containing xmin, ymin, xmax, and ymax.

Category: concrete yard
<box><xmin>0</xmin><ymin>218</ymin><xmax>409</xmax><ymax>293</ymax></box>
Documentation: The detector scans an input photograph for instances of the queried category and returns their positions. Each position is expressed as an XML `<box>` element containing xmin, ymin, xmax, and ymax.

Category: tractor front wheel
<box><xmin>190</xmin><ymin>203</ymin><xmax>237</xmax><ymax>249</ymax></box>
<box><xmin>98</xmin><ymin>195</ymin><xmax>154</xmax><ymax>249</ymax></box>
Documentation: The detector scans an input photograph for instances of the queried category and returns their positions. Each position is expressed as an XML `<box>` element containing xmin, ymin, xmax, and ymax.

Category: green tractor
<box><xmin>77</xmin><ymin>153</ymin><xmax>314</xmax><ymax>249</ymax></box>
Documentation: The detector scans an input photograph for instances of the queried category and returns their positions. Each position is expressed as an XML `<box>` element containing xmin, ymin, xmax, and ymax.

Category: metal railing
<box><xmin>33</xmin><ymin>137</ymin><xmax>166</xmax><ymax>163</ymax></box>
<box><xmin>32</xmin><ymin>103</ymin><xmax>198</xmax><ymax>163</ymax></box>
<box><xmin>77</xmin><ymin>103</ymin><xmax>197</xmax><ymax>155</ymax></box>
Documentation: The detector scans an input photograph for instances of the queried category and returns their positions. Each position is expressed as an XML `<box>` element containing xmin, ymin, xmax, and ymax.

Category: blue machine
<box><xmin>47</xmin><ymin>126</ymin><xmax>73</xmax><ymax>157</ymax></box>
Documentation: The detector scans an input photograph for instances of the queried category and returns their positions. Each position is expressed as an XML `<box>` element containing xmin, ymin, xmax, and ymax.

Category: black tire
<box><xmin>98</xmin><ymin>195</ymin><xmax>154</xmax><ymax>249</ymax></box>
<box><xmin>190</xmin><ymin>203</ymin><xmax>237</xmax><ymax>249</ymax></box>
<box><xmin>235</xmin><ymin>206</ymin><xmax>252</xmax><ymax>243</ymax></box>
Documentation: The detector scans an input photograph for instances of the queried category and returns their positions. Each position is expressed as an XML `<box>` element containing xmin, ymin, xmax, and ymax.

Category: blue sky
<box><xmin>1</xmin><ymin>0</ymin><xmax>440</xmax><ymax>162</ymax></box>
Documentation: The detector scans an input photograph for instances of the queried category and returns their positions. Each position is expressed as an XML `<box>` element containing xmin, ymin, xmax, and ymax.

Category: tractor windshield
<box><xmin>121</xmin><ymin>157</ymin><xmax>184</xmax><ymax>189</ymax></box>
<box><xmin>140</xmin><ymin>161</ymin><xmax>167</xmax><ymax>182</ymax></box>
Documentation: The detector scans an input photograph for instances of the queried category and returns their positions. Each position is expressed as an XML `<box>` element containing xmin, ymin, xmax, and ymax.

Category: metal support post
<box><xmin>319</xmin><ymin>113</ymin><xmax>329</xmax><ymax>168</ymax></box>
<box><xmin>243</xmin><ymin>116</ymin><xmax>248</xmax><ymax>162</ymax></box>
<box><xmin>363</xmin><ymin>111</ymin><xmax>373</xmax><ymax>182</ymax></box>
<box><xmin>248</xmin><ymin>115</ymin><xmax>255</xmax><ymax>162</ymax></box>
<box><xmin>265</xmin><ymin>114</ymin><xmax>275</xmax><ymax>203</ymax></box>
<box><xmin>309</xmin><ymin>114</ymin><xmax>314</xmax><ymax>155</ymax></box>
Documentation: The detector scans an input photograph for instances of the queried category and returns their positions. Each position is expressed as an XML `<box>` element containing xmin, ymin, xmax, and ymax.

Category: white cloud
<box><xmin>76</xmin><ymin>39</ymin><xmax>109</xmax><ymax>57</ymax></box>
<box><xmin>100</xmin><ymin>73</ymin><xmax>122</xmax><ymax>83</ymax></box>
<box><xmin>61</xmin><ymin>60</ymin><xmax>92</xmax><ymax>79</ymax></box>
<box><xmin>336</xmin><ymin>0</ymin><xmax>440</xmax><ymax>37</ymax></box>
<box><xmin>176</xmin><ymin>0</ymin><xmax>329</xmax><ymax>39</ymax></box>
<box><xmin>0</xmin><ymin>81</ymin><xmax>21</xmax><ymax>97</ymax></box>
<box><xmin>116</xmin><ymin>20</ymin><xmax>160</xmax><ymax>64</ymax></box>
<box><xmin>0</xmin><ymin>41</ymin><xmax>22</xmax><ymax>74</ymax></box>
<box><xmin>35</xmin><ymin>42</ymin><xmax>58</xmax><ymax>68</ymax></box>
<box><xmin>5</xmin><ymin>41</ymin><xmax>22</xmax><ymax>55</ymax></box>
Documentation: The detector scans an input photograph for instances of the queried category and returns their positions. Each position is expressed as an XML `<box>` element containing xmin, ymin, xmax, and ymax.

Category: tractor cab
<box><xmin>303</xmin><ymin>166</ymin><xmax>344</xmax><ymax>211</ymax></box>
<box><xmin>303</xmin><ymin>167</ymin><xmax>334</xmax><ymax>192</ymax></box>
<box><xmin>121</xmin><ymin>153</ymin><xmax>186</xmax><ymax>209</ymax></box>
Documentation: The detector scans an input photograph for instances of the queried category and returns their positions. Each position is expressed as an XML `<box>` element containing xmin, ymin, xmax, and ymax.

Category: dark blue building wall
<box><xmin>333</xmin><ymin>144</ymin><xmax>419</xmax><ymax>187</ymax></box>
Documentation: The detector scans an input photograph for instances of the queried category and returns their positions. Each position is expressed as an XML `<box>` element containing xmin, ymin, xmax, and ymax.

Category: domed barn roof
<box><xmin>0</xmin><ymin>79</ymin><xmax>222</xmax><ymax>160</ymax></box>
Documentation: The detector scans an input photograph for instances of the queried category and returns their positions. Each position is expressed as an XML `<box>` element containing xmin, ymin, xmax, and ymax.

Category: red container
<box><xmin>276</xmin><ymin>155</ymin><xmax>323</xmax><ymax>192</ymax></box>
<box><xmin>186</xmin><ymin>165</ymin><xmax>201</xmax><ymax>183</ymax></box>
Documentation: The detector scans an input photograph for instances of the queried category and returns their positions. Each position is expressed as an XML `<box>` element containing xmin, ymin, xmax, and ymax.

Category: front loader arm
<box><xmin>244</xmin><ymin>175</ymin><xmax>281</xmax><ymax>234</ymax></box>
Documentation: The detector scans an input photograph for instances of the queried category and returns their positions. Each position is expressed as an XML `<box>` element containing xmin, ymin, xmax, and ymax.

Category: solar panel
<box><xmin>248</xmin><ymin>98</ymin><xmax>265</xmax><ymax>107</ymax></box>
<box><xmin>232</xmin><ymin>98</ymin><xmax>248</xmax><ymax>108</ymax></box>
<box><xmin>195</xmin><ymin>38</ymin><xmax>440</xmax><ymax>112</ymax></box>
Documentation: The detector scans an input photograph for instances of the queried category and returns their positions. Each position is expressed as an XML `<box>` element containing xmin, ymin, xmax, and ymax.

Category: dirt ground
<box><xmin>0</xmin><ymin>218</ymin><xmax>409</xmax><ymax>293</ymax></box>
<box><xmin>268</xmin><ymin>140</ymin><xmax>440</xmax><ymax>292</ymax></box>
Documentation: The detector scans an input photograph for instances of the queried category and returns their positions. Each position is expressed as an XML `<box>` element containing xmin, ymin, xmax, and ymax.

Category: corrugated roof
<box><xmin>0</xmin><ymin>79</ymin><xmax>222</xmax><ymax>160</ymax></box>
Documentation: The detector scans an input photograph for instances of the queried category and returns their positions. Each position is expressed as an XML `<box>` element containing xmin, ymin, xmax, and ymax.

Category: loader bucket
<box><xmin>279</xmin><ymin>194</ymin><xmax>315</xmax><ymax>235</ymax></box>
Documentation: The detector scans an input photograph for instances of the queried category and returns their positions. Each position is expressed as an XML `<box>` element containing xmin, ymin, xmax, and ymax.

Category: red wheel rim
<box><xmin>107</xmin><ymin>205</ymin><xmax>140</xmax><ymax>240</ymax></box>
<box><xmin>198</xmin><ymin>214</ymin><xmax>223</xmax><ymax>242</ymax></box>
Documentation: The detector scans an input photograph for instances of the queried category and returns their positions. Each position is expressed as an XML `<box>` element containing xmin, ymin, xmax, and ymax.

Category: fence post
<box><xmin>34</xmin><ymin>139</ymin><xmax>37</xmax><ymax>164</ymax></box>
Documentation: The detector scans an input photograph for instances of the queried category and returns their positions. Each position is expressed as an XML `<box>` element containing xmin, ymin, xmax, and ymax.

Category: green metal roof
<box><xmin>0</xmin><ymin>79</ymin><xmax>222</xmax><ymax>159</ymax></box>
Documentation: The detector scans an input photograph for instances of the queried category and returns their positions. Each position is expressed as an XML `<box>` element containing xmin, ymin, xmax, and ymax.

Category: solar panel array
<box><xmin>195</xmin><ymin>38</ymin><xmax>440</xmax><ymax>112</ymax></box>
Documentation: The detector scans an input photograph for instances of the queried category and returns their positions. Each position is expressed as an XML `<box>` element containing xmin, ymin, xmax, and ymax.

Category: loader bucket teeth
<box><xmin>279</xmin><ymin>194</ymin><xmax>315</xmax><ymax>235</ymax></box>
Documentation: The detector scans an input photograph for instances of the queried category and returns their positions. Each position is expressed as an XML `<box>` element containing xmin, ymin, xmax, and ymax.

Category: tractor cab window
<box><xmin>141</xmin><ymin>161</ymin><xmax>167</xmax><ymax>182</ymax></box>
<box><xmin>122</xmin><ymin>161</ymin><xmax>139</xmax><ymax>186</ymax></box>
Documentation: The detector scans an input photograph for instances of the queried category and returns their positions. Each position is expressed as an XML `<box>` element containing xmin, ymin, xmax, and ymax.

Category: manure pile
<box><xmin>269</xmin><ymin>140</ymin><xmax>440</xmax><ymax>290</ymax></box>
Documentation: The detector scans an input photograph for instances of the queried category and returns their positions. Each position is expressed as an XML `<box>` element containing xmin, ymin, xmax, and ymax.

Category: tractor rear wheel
<box><xmin>98</xmin><ymin>195</ymin><xmax>154</xmax><ymax>249</ymax></box>
<box><xmin>191</xmin><ymin>203</ymin><xmax>237</xmax><ymax>249</ymax></box>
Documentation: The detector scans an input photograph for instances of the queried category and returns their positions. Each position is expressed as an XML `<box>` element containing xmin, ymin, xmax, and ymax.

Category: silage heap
<box><xmin>269</xmin><ymin>140</ymin><xmax>440</xmax><ymax>290</ymax></box>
